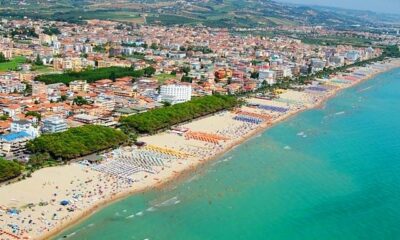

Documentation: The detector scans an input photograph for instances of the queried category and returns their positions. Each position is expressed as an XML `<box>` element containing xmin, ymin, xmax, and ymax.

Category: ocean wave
<box><xmin>136</xmin><ymin>211</ymin><xmax>144</xmax><ymax>216</ymax></box>
<box><xmin>154</xmin><ymin>196</ymin><xmax>179</xmax><ymax>208</ymax></box>
<box><xmin>222</xmin><ymin>156</ymin><xmax>233</xmax><ymax>162</ymax></box>
<box><xmin>284</xmin><ymin>146</ymin><xmax>291</xmax><ymax>150</ymax></box>
<box><xmin>146</xmin><ymin>206</ymin><xmax>157</xmax><ymax>212</ymax></box>
<box><xmin>335</xmin><ymin>111</ymin><xmax>345</xmax><ymax>115</ymax></box>
<box><xmin>59</xmin><ymin>231</ymin><xmax>77</xmax><ymax>239</ymax></box>
<box><xmin>358</xmin><ymin>86</ymin><xmax>373</xmax><ymax>92</ymax></box>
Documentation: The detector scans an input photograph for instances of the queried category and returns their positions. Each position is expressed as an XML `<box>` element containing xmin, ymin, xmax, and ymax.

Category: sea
<box><xmin>55</xmin><ymin>68</ymin><xmax>400</xmax><ymax>240</ymax></box>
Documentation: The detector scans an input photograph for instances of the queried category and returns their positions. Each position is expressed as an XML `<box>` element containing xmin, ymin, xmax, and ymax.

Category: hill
<box><xmin>1</xmin><ymin>0</ymin><xmax>399</xmax><ymax>28</ymax></box>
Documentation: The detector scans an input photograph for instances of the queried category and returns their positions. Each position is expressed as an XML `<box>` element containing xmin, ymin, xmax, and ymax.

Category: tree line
<box><xmin>0</xmin><ymin>158</ymin><xmax>23</xmax><ymax>182</ymax></box>
<box><xmin>26</xmin><ymin>125</ymin><xmax>128</xmax><ymax>160</ymax></box>
<box><xmin>120</xmin><ymin>95</ymin><xmax>241</xmax><ymax>134</ymax></box>
<box><xmin>35</xmin><ymin>66</ymin><xmax>156</xmax><ymax>85</ymax></box>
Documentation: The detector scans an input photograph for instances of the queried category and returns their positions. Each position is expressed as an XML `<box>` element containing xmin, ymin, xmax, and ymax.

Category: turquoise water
<box><xmin>56</xmin><ymin>68</ymin><xmax>400</xmax><ymax>240</ymax></box>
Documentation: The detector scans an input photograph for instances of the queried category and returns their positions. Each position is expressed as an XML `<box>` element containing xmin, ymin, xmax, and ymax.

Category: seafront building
<box><xmin>159</xmin><ymin>84</ymin><xmax>192</xmax><ymax>104</ymax></box>
<box><xmin>0</xmin><ymin>131</ymin><xmax>32</xmax><ymax>161</ymax></box>
<box><xmin>42</xmin><ymin>117</ymin><xmax>68</xmax><ymax>133</ymax></box>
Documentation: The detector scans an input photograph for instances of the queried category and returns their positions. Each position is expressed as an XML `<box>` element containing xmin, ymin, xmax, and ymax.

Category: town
<box><xmin>0</xmin><ymin>18</ymin><xmax>389</xmax><ymax>163</ymax></box>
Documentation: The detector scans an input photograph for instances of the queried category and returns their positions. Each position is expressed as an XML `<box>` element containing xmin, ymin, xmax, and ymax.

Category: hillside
<box><xmin>1</xmin><ymin>0</ymin><xmax>399</xmax><ymax>28</ymax></box>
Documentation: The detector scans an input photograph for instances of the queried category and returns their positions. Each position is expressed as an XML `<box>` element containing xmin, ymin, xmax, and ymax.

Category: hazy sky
<box><xmin>277</xmin><ymin>0</ymin><xmax>400</xmax><ymax>14</ymax></box>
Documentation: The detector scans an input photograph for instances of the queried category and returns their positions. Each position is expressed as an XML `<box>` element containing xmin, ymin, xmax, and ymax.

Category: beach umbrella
<box><xmin>60</xmin><ymin>200</ymin><xmax>70</xmax><ymax>206</ymax></box>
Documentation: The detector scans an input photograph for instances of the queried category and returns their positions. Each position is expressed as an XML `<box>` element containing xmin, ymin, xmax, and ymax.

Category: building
<box><xmin>69</xmin><ymin>80</ymin><xmax>89</xmax><ymax>92</ymax></box>
<box><xmin>32</xmin><ymin>81</ymin><xmax>48</xmax><ymax>96</ymax></box>
<box><xmin>0</xmin><ymin>79</ymin><xmax>26</xmax><ymax>94</ymax></box>
<box><xmin>346</xmin><ymin>51</ymin><xmax>360</xmax><ymax>62</ymax></box>
<box><xmin>10</xmin><ymin>120</ymin><xmax>40</xmax><ymax>138</ymax></box>
<box><xmin>159</xmin><ymin>84</ymin><xmax>192</xmax><ymax>104</ymax></box>
<box><xmin>258</xmin><ymin>69</ymin><xmax>276</xmax><ymax>85</ymax></box>
<box><xmin>42</xmin><ymin>117</ymin><xmax>68</xmax><ymax>133</ymax></box>
<box><xmin>0</xmin><ymin>131</ymin><xmax>31</xmax><ymax>161</ymax></box>
<box><xmin>73</xmin><ymin>114</ymin><xmax>99</xmax><ymax>124</ymax></box>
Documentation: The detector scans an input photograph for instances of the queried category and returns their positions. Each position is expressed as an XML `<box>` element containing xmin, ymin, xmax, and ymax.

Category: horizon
<box><xmin>276</xmin><ymin>0</ymin><xmax>400</xmax><ymax>14</ymax></box>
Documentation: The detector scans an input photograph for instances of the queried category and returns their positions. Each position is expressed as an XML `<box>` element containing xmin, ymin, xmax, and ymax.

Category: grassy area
<box><xmin>147</xmin><ymin>14</ymin><xmax>199</xmax><ymax>25</ymax></box>
<box><xmin>31</xmin><ymin>65</ymin><xmax>54</xmax><ymax>73</ymax></box>
<box><xmin>155</xmin><ymin>73</ymin><xmax>176</xmax><ymax>84</ymax></box>
<box><xmin>35</xmin><ymin>66</ymin><xmax>152</xmax><ymax>85</ymax></box>
<box><xmin>0</xmin><ymin>56</ymin><xmax>26</xmax><ymax>72</ymax></box>
<box><xmin>300</xmin><ymin>36</ymin><xmax>374</xmax><ymax>47</ymax></box>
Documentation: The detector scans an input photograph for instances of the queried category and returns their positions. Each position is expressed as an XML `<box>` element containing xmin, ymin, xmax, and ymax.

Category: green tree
<box><xmin>0</xmin><ymin>52</ymin><xmax>7</xmax><ymax>63</ymax></box>
<box><xmin>59</xmin><ymin>95</ymin><xmax>67</xmax><ymax>102</ymax></box>
<box><xmin>120</xmin><ymin>95</ymin><xmax>240</xmax><ymax>134</ymax></box>
<box><xmin>181</xmin><ymin>66</ymin><xmax>191</xmax><ymax>75</ymax></box>
<box><xmin>144</xmin><ymin>66</ymin><xmax>156</xmax><ymax>77</ymax></box>
<box><xmin>29</xmin><ymin>152</ymin><xmax>52</xmax><ymax>168</ymax></box>
<box><xmin>150</xmin><ymin>43</ymin><xmax>158</xmax><ymax>50</ymax></box>
<box><xmin>110</xmin><ymin>71</ymin><xmax>116</xmax><ymax>82</ymax></box>
<box><xmin>181</xmin><ymin>75</ymin><xmax>193</xmax><ymax>83</ymax></box>
<box><xmin>35</xmin><ymin>54</ymin><xmax>43</xmax><ymax>66</ymax></box>
<box><xmin>25</xmin><ymin>111</ymin><xmax>42</xmax><ymax>121</ymax></box>
<box><xmin>0</xmin><ymin>158</ymin><xmax>22</xmax><ymax>182</ymax></box>
<box><xmin>250</xmin><ymin>71</ymin><xmax>259</xmax><ymax>79</ymax></box>
<box><xmin>73</xmin><ymin>96</ymin><xmax>89</xmax><ymax>106</ymax></box>
<box><xmin>27</xmin><ymin>125</ymin><xmax>128</xmax><ymax>160</ymax></box>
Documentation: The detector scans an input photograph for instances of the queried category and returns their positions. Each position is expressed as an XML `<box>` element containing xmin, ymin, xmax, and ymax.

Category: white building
<box><xmin>10</xmin><ymin>120</ymin><xmax>40</xmax><ymax>138</ymax></box>
<box><xmin>346</xmin><ymin>51</ymin><xmax>360</xmax><ymax>62</ymax></box>
<box><xmin>159</xmin><ymin>84</ymin><xmax>192</xmax><ymax>104</ymax></box>
<box><xmin>42</xmin><ymin>117</ymin><xmax>68</xmax><ymax>133</ymax></box>
<box><xmin>258</xmin><ymin>69</ymin><xmax>276</xmax><ymax>85</ymax></box>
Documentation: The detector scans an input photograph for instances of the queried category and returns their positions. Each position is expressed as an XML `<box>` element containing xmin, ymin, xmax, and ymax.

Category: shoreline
<box><xmin>2</xmin><ymin>59</ymin><xmax>400</xmax><ymax>240</ymax></box>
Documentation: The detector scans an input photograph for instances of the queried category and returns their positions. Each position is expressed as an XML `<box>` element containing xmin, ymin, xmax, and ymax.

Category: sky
<box><xmin>277</xmin><ymin>0</ymin><xmax>400</xmax><ymax>14</ymax></box>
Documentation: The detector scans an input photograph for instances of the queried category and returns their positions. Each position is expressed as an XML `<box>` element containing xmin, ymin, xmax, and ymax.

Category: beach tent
<box><xmin>60</xmin><ymin>200</ymin><xmax>70</xmax><ymax>206</ymax></box>
<box><xmin>7</xmin><ymin>208</ymin><xmax>19</xmax><ymax>215</ymax></box>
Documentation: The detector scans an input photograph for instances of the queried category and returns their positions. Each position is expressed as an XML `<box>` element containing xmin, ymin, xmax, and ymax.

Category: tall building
<box><xmin>32</xmin><ymin>81</ymin><xmax>48</xmax><ymax>96</ymax></box>
<box><xmin>258</xmin><ymin>69</ymin><xmax>276</xmax><ymax>85</ymax></box>
<box><xmin>159</xmin><ymin>84</ymin><xmax>192</xmax><ymax>104</ymax></box>
<box><xmin>0</xmin><ymin>131</ymin><xmax>32</xmax><ymax>161</ymax></box>
<box><xmin>69</xmin><ymin>80</ymin><xmax>89</xmax><ymax>92</ymax></box>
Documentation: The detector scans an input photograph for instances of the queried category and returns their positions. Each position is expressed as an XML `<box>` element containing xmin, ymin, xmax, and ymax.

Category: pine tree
<box><xmin>0</xmin><ymin>52</ymin><xmax>7</xmax><ymax>63</ymax></box>
<box><xmin>35</xmin><ymin>54</ymin><xmax>43</xmax><ymax>66</ymax></box>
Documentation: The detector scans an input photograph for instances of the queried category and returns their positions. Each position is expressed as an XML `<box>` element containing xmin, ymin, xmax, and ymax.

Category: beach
<box><xmin>1</xmin><ymin>59</ymin><xmax>400</xmax><ymax>240</ymax></box>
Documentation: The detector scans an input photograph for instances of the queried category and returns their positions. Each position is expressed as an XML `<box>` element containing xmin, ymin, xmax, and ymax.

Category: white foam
<box><xmin>136</xmin><ymin>211</ymin><xmax>143</xmax><ymax>216</ymax></box>
<box><xmin>335</xmin><ymin>111</ymin><xmax>345</xmax><ymax>115</ymax></box>
<box><xmin>146</xmin><ymin>207</ymin><xmax>156</xmax><ymax>212</ymax></box>
<box><xmin>155</xmin><ymin>196</ymin><xmax>179</xmax><ymax>207</ymax></box>
<box><xmin>358</xmin><ymin>86</ymin><xmax>373</xmax><ymax>92</ymax></box>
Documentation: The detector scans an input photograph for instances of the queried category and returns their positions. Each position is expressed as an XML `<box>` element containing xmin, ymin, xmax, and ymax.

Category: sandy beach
<box><xmin>1</xmin><ymin>59</ymin><xmax>400</xmax><ymax>240</ymax></box>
